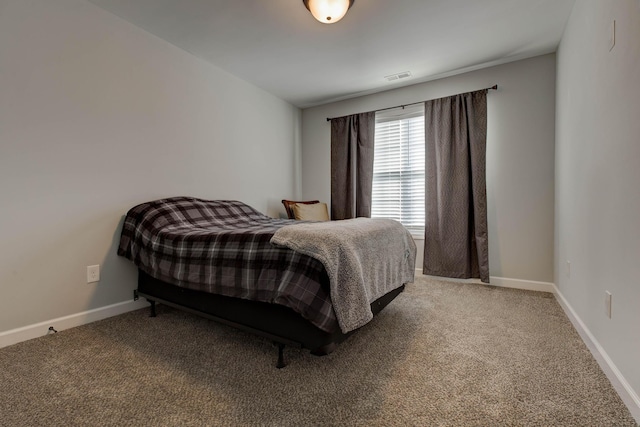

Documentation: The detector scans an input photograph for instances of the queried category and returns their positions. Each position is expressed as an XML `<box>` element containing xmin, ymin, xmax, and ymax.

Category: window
<box><xmin>371</xmin><ymin>104</ymin><xmax>425</xmax><ymax>237</ymax></box>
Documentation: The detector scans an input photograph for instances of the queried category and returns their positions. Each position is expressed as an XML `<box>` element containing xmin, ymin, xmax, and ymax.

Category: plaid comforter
<box><xmin>117</xmin><ymin>197</ymin><xmax>336</xmax><ymax>332</ymax></box>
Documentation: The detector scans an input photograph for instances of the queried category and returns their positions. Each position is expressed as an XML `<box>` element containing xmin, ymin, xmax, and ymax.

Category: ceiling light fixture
<box><xmin>302</xmin><ymin>0</ymin><xmax>355</xmax><ymax>24</ymax></box>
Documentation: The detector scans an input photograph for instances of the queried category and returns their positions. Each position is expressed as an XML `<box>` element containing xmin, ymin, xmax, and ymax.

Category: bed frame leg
<box><xmin>276</xmin><ymin>343</ymin><xmax>286</xmax><ymax>369</ymax></box>
<box><xmin>147</xmin><ymin>299</ymin><xmax>157</xmax><ymax>317</ymax></box>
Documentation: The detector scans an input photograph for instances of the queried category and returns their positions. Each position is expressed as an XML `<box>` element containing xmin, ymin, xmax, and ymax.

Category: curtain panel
<box><xmin>423</xmin><ymin>89</ymin><xmax>490</xmax><ymax>283</ymax></box>
<box><xmin>330</xmin><ymin>112</ymin><xmax>376</xmax><ymax>220</ymax></box>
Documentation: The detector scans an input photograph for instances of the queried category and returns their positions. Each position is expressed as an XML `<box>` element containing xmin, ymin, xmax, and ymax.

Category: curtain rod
<box><xmin>325</xmin><ymin>85</ymin><xmax>498</xmax><ymax>122</ymax></box>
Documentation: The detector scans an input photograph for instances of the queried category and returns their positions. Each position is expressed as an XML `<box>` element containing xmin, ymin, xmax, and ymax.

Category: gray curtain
<box><xmin>330</xmin><ymin>112</ymin><xmax>375</xmax><ymax>219</ymax></box>
<box><xmin>423</xmin><ymin>89</ymin><xmax>490</xmax><ymax>283</ymax></box>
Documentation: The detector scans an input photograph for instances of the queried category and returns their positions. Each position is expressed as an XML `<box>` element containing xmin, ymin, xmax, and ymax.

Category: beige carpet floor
<box><xmin>0</xmin><ymin>276</ymin><xmax>636</xmax><ymax>426</ymax></box>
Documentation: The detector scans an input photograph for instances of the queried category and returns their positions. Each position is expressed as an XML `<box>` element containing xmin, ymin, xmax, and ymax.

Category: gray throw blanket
<box><xmin>270</xmin><ymin>218</ymin><xmax>416</xmax><ymax>333</ymax></box>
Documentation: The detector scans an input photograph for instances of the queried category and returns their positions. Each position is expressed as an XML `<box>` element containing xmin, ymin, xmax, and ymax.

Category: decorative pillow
<box><xmin>292</xmin><ymin>202</ymin><xmax>330</xmax><ymax>221</ymax></box>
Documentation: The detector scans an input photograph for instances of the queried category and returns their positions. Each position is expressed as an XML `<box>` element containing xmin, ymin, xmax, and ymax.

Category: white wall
<box><xmin>0</xmin><ymin>0</ymin><xmax>300</xmax><ymax>333</ymax></box>
<box><xmin>301</xmin><ymin>55</ymin><xmax>556</xmax><ymax>284</ymax></box>
<box><xmin>555</xmin><ymin>0</ymin><xmax>640</xmax><ymax>413</ymax></box>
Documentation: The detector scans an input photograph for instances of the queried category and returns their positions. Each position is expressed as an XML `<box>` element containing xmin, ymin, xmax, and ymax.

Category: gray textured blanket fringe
<box><xmin>271</xmin><ymin>218</ymin><xmax>416</xmax><ymax>333</ymax></box>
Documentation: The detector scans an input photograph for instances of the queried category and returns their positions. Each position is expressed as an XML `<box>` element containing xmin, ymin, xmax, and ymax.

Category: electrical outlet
<box><xmin>566</xmin><ymin>260</ymin><xmax>571</xmax><ymax>279</ymax></box>
<box><xmin>605</xmin><ymin>291</ymin><xmax>612</xmax><ymax>318</ymax></box>
<box><xmin>87</xmin><ymin>265</ymin><xmax>100</xmax><ymax>283</ymax></box>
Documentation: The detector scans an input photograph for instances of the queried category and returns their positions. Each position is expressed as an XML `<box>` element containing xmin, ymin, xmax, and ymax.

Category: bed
<box><xmin>118</xmin><ymin>197</ymin><xmax>416</xmax><ymax>367</ymax></box>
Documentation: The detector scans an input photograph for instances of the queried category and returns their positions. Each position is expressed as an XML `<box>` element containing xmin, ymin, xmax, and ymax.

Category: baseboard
<box><xmin>0</xmin><ymin>299</ymin><xmax>148</xmax><ymax>349</ymax></box>
<box><xmin>416</xmin><ymin>271</ymin><xmax>555</xmax><ymax>293</ymax></box>
<box><xmin>488</xmin><ymin>276</ymin><xmax>555</xmax><ymax>293</ymax></box>
<box><xmin>553</xmin><ymin>285</ymin><xmax>640</xmax><ymax>423</ymax></box>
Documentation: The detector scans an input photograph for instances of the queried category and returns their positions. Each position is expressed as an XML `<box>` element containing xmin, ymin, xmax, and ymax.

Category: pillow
<box><xmin>292</xmin><ymin>202</ymin><xmax>330</xmax><ymax>221</ymax></box>
<box><xmin>282</xmin><ymin>199</ymin><xmax>319</xmax><ymax>219</ymax></box>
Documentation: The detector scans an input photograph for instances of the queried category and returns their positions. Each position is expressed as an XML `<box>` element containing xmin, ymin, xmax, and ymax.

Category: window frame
<box><xmin>371</xmin><ymin>104</ymin><xmax>425</xmax><ymax>238</ymax></box>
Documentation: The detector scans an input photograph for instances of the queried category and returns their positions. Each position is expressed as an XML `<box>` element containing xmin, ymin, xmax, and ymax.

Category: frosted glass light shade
<box><xmin>304</xmin><ymin>0</ymin><xmax>353</xmax><ymax>24</ymax></box>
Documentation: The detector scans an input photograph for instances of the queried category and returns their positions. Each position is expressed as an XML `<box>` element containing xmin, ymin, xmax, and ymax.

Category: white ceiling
<box><xmin>86</xmin><ymin>0</ymin><xmax>576</xmax><ymax>108</ymax></box>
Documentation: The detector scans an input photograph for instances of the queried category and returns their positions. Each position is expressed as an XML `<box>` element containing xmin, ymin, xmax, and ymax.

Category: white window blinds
<box><xmin>372</xmin><ymin>104</ymin><xmax>425</xmax><ymax>237</ymax></box>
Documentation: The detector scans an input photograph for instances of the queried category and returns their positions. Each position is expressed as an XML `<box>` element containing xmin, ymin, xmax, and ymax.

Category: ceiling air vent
<box><xmin>385</xmin><ymin>71</ymin><xmax>412</xmax><ymax>82</ymax></box>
